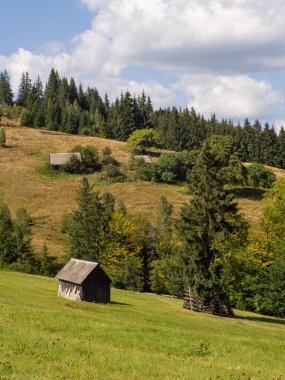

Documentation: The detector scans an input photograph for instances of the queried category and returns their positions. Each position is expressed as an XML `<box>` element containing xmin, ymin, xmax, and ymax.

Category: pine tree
<box><xmin>177</xmin><ymin>140</ymin><xmax>247</xmax><ymax>316</ymax></box>
<box><xmin>68</xmin><ymin>77</ymin><xmax>78</xmax><ymax>104</ymax></box>
<box><xmin>45</xmin><ymin>69</ymin><xmax>61</xmax><ymax>130</ymax></box>
<box><xmin>40</xmin><ymin>243</ymin><xmax>54</xmax><ymax>276</ymax></box>
<box><xmin>156</xmin><ymin>195</ymin><xmax>173</xmax><ymax>235</ymax></box>
<box><xmin>13</xmin><ymin>208</ymin><xmax>37</xmax><ymax>273</ymax></box>
<box><xmin>66</xmin><ymin>178</ymin><xmax>114</xmax><ymax>261</ymax></box>
<box><xmin>276</xmin><ymin>127</ymin><xmax>285</xmax><ymax>169</ymax></box>
<box><xmin>0</xmin><ymin>70</ymin><xmax>13</xmax><ymax>105</ymax></box>
<box><xmin>17</xmin><ymin>71</ymin><xmax>32</xmax><ymax>107</ymax></box>
<box><xmin>0</xmin><ymin>202</ymin><xmax>15</xmax><ymax>267</ymax></box>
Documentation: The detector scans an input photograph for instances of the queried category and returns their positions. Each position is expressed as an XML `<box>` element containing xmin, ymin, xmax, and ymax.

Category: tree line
<box><xmin>0</xmin><ymin>205</ymin><xmax>55</xmax><ymax>276</ymax></box>
<box><xmin>0</xmin><ymin>68</ymin><xmax>285</xmax><ymax>169</ymax></box>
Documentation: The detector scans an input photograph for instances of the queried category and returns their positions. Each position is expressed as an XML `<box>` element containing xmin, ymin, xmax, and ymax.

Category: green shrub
<box><xmin>133</xmin><ymin>159</ymin><xmax>153</xmax><ymax>181</ymax></box>
<box><xmin>65</xmin><ymin>145</ymin><xmax>102</xmax><ymax>174</ymax></box>
<box><xmin>20</xmin><ymin>108</ymin><xmax>32</xmax><ymax>126</ymax></box>
<box><xmin>101</xmin><ymin>146</ymin><xmax>119</xmax><ymax>166</ymax></box>
<box><xmin>63</xmin><ymin>154</ymin><xmax>83</xmax><ymax>174</ymax></box>
<box><xmin>155</xmin><ymin>151</ymin><xmax>197</xmax><ymax>183</ymax></box>
<box><xmin>246</xmin><ymin>163</ymin><xmax>276</xmax><ymax>188</ymax></box>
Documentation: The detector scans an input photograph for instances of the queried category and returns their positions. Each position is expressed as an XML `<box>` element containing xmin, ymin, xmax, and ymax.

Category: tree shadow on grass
<box><xmin>230</xmin><ymin>187</ymin><xmax>266</xmax><ymax>201</ymax></box>
<box><xmin>110</xmin><ymin>301</ymin><xmax>133</xmax><ymax>306</ymax></box>
<box><xmin>235</xmin><ymin>314</ymin><xmax>285</xmax><ymax>326</ymax></box>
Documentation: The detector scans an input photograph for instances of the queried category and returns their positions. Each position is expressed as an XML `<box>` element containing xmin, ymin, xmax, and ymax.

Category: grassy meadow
<box><xmin>0</xmin><ymin>125</ymin><xmax>280</xmax><ymax>257</ymax></box>
<box><xmin>0</xmin><ymin>270</ymin><xmax>285</xmax><ymax>380</ymax></box>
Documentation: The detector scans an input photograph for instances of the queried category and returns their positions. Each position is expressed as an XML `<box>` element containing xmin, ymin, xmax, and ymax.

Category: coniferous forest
<box><xmin>0</xmin><ymin>68</ymin><xmax>285</xmax><ymax>169</ymax></box>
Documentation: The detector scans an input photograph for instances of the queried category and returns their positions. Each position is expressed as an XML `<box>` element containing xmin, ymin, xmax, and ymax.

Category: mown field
<box><xmin>0</xmin><ymin>125</ymin><xmax>284</xmax><ymax>256</ymax></box>
<box><xmin>0</xmin><ymin>271</ymin><xmax>284</xmax><ymax>380</ymax></box>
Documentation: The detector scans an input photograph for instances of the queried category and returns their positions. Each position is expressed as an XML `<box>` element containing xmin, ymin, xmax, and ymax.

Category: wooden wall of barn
<box><xmin>83</xmin><ymin>279</ymin><xmax>110</xmax><ymax>303</ymax></box>
<box><xmin>58</xmin><ymin>281</ymin><xmax>83</xmax><ymax>301</ymax></box>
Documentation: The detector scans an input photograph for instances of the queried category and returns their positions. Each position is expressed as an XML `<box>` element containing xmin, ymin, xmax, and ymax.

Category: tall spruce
<box><xmin>0</xmin><ymin>202</ymin><xmax>15</xmax><ymax>267</ymax></box>
<box><xmin>0</xmin><ymin>70</ymin><xmax>13</xmax><ymax>105</ymax></box>
<box><xmin>17</xmin><ymin>71</ymin><xmax>32</xmax><ymax>107</ymax></box>
<box><xmin>66</xmin><ymin>177</ymin><xmax>114</xmax><ymax>261</ymax></box>
<box><xmin>177</xmin><ymin>140</ymin><xmax>247</xmax><ymax>316</ymax></box>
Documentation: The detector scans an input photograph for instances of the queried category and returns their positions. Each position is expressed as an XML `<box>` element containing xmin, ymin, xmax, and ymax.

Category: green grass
<box><xmin>35</xmin><ymin>164</ymin><xmax>80</xmax><ymax>182</ymax></box>
<box><xmin>0</xmin><ymin>271</ymin><xmax>284</xmax><ymax>380</ymax></box>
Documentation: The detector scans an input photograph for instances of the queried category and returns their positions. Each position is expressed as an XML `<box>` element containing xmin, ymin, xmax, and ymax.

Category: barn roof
<box><xmin>134</xmin><ymin>155</ymin><xmax>152</xmax><ymax>163</ymax></box>
<box><xmin>49</xmin><ymin>152</ymin><xmax>81</xmax><ymax>166</ymax></box>
<box><xmin>56</xmin><ymin>258</ymin><xmax>100</xmax><ymax>285</ymax></box>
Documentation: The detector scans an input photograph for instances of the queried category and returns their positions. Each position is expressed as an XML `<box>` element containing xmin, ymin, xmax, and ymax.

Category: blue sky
<box><xmin>0</xmin><ymin>0</ymin><xmax>92</xmax><ymax>55</ymax></box>
<box><xmin>1</xmin><ymin>0</ymin><xmax>285</xmax><ymax>129</ymax></box>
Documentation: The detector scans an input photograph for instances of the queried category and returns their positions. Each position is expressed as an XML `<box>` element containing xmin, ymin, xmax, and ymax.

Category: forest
<box><xmin>0</xmin><ymin>68</ymin><xmax>284</xmax><ymax>318</ymax></box>
<box><xmin>0</xmin><ymin>68</ymin><xmax>285</xmax><ymax>169</ymax></box>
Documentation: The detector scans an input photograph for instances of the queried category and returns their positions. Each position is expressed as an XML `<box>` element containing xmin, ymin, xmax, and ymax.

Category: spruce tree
<box><xmin>66</xmin><ymin>178</ymin><xmax>114</xmax><ymax>261</ymax></box>
<box><xmin>13</xmin><ymin>208</ymin><xmax>37</xmax><ymax>273</ymax></box>
<box><xmin>177</xmin><ymin>140</ymin><xmax>247</xmax><ymax>316</ymax></box>
<box><xmin>0</xmin><ymin>70</ymin><xmax>13</xmax><ymax>105</ymax></box>
<box><xmin>0</xmin><ymin>202</ymin><xmax>15</xmax><ymax>267</ymax></box>
<box><xmin>17</xmin><ymin>71</ymin><xmax>32</xmax><ymax>107</ymax></box>
<box><xmin>40</xmin><ymin>242</ymin><xmax>54</xmax><ymax>276</ymax></box>
<box><xmin>156</xmin><ymin>195</ymin><xmax>173</xmax><ymax>235</ymax></box>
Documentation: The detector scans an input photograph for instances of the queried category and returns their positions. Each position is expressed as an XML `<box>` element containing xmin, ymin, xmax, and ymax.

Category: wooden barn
<box><xmin>56</xmin><ymin>258</ymin><xmax>111</xmax><ymax>303</ymax></box>
<box><xmin>134</xmin><ymin>155</ymin><xmax>152</xmax><ymax>163</ymax></box>
<box><xmin>49</xmin><ymin>152</ymin><xmax>81</xmax><ymax>167</ymax></box>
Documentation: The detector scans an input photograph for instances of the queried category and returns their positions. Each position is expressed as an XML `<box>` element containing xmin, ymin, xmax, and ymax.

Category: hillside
<box><xmin>0</xmin><ymin>125</ymin><xmax>284</xmax><ymax>256</ymax></box>
<box><xmin>0</xmin><ymin>270</ymin><xmax>284</xmax><ymax>379</ymax></box>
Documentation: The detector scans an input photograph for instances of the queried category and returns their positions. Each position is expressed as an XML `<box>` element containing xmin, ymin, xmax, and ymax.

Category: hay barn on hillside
<box><xmin>56</xmin><ymin>259</ymin><xmax>111</xmax><ymax>303</ymax></box>
<box><xmin>49</xmin><ymin>152</ymin><xmax>81</xmax><ymax>167</ymax></box>
<box><xmin>134</xmin><ymin>155</ymin><xmax>152</xmax><ymax>163</ymax></box>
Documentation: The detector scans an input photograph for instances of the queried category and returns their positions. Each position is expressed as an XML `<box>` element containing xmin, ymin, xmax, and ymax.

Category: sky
<box><xmin>1</xmin><ymin>0</ymin><xmax>285</xmax><ymax>128</ymax></box>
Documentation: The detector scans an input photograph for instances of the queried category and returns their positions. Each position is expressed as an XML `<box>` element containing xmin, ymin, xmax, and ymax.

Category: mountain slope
<box><xmin>0</xmin><ymin>126</ymin><xmax>284</xmax><ymax>256</ymax></box>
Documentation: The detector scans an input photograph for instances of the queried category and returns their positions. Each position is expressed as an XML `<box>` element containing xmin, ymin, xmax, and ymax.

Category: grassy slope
<box><xmin>0</xmin><ymin>271</ymin><xmax>284</xmax><ymax>380</ymax></box>
<box><xmin>0</xmin><ymin>125</ymin><xmax>284</xmax><ymax>256</ymax></box>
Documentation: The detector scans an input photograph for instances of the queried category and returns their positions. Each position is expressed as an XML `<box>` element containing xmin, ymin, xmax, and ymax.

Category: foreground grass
<box><xmin>0</xmin><ymin>271</ymin><xmax>284</xmax><ymax>379</ymax></box>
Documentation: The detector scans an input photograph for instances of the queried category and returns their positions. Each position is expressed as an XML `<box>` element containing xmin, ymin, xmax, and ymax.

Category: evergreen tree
<box><xmin>263</xmin><ymin>251</ymin><xmax>285</xmax><ymax>317</ymax></box>
<box><xmin>177</xmin><ymin>140</ymin><xmax>247</xmax><ymax>316</ymax></box>
<box><xmin>276</xmin><ymin>127</ymin><xmax>285</xmax><ymax>169</ymax></box>
<box><xmin>66</xmin><ymin>178</ymin><xmax>113</xmax><ymax>261</ymax></box>
<box><xmin>114</xmin><ymin>91</ymin><xmax>136</xmax><ymax>140</ymax></box>
<box><xmin>40</xmin><ymin>242</ymin><xmax>54</xmax><ymax>276</ymax></box>
<box><xmin>0</xmin><ymin>202</ymin><xmax>15</xmax><ymax>267</ymax></box>
<box><xmin>13</xmin><ymin>208</ymin><xmax>37</xmax><ymax>273</ymax></box>
<box><xmin>261</xmin><ymin>123</ymin><xmax>277</xmax><ymax>166</ymax></box>
<box><xmin>0</xmin><ymin>70</ymin><xmax>13</xmax><ymax>105</ymax></box>
<box><xmin>17</xmin><ymin>71</ymin><xmax>32</xmax><ymax>107</ymax></box>
<box><xmin>45</xmin><ymin>69</ymin><xmax>61</xmax><ymax>130</ymax></box>
<box><xmin>68</xmin><ymin>77</ymin><xmax>78</xmax><ymax>104</ymax></box>
<box><xmin>156</xmin><ymin>195</ymin><xmax>173</xmax><ymax>235</ymax></box>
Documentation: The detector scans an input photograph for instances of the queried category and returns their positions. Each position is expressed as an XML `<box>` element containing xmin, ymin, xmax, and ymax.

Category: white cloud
<box><xmin>274</xmin><ymin>120</ymin><xmax>285</xmax><ymax>133</ymax></box>
<box><xmin>1</xmin><ymin>0</ymin><xmax>285</xmax><ymax>120</ymax></box>
<box><xmin>174</xmin><ymin>73</ymin><xmax>283</xmax><ymax>120</ymax></box>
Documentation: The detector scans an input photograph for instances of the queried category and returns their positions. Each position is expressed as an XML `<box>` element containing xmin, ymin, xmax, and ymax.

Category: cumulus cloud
<box><xmin>0</xmin><ymin>0</ymin><xmax>285</xmax><ymax>120</ymax></box>
<box><xmin>173</xmin><ymin>73</ymin><xmax>283</xmax><ymax>119</ymax></box>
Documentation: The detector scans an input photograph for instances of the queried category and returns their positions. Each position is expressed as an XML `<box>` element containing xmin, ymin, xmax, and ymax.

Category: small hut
<box><xmin>49</xmin><ymin>152</ymin><xmax>81</xmax><ymax>168</ymax></box>
<box><xmin>56</xmin><ymin>258</ymin><xmax>111</xmax><ymax>303</ymax></box>
<box><xmin>134</xmin><ymin>155</ymin><xmax>152</xmax><ymax>163</ymax></box>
